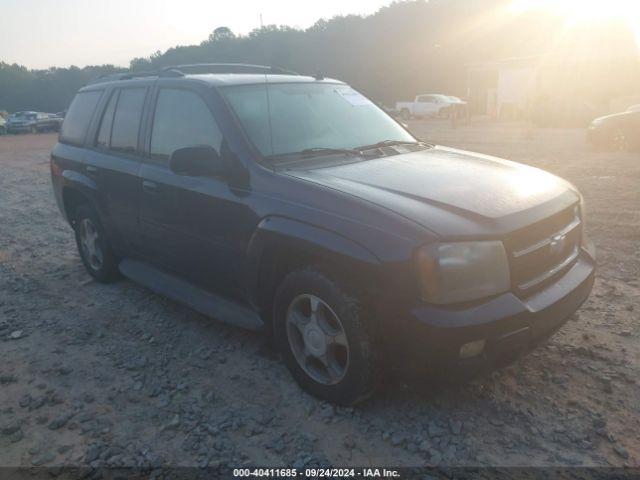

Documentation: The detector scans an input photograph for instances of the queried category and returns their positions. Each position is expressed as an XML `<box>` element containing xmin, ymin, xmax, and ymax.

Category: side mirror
<box><xmin>169</xmin><ymin>145</ymin><xmax>224</xmax><ymax>177</ymax></box>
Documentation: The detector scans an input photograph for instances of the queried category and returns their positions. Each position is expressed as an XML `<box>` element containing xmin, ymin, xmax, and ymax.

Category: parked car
<box><xmin>7</xmin><ymin>111</ymin><xmax>62</xmax><ymax>133</ymax></box>
<box><xmin>395</xmin><ymin>94</ymin><xmax>466</xmax><ymax>120</ymax></box>
<box><xmin>6</xmin><ymin>111</ymin><xmax>37</xmax><ymax>133</ymax></box>
<box><xmin>587</xmin><ymin>106</ymin><xmax>640</xmax><ymax>152</ymax></box>
<box><xmin>51</xmin><ymin>64</ymin><xmax>595</xmax><ymax>404</ymax></box>
<box><xmin>48</xmin><ymin>112</ymin><xmax>65</xmax><ymax>130</ymax></box>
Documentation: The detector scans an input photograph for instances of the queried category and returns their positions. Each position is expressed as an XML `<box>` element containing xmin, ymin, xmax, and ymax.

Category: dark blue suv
<box><xmin>51</xmin><ymin>64</ymin><xmax>595</xmax><ymax>404</ymax></box>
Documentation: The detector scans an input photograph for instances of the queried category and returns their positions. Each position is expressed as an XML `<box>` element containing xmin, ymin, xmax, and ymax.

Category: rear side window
<box><xmin>96</xmin><ymin>91</ymin><xmax>118</xmax><ymax>148</ymax></box>
<box><xmin>150</xmin><ymin>88</ymin><xmax>223</xmax><ymax>160</ymax></box>
<box><xmin>110</xmin><ymin>88</ymin><xmax>147</xmax><ymax>154</ymax></box>
<box><xmin>60</xmin><ymin>90</ymin><xmax>102</xmax><ymax>145</ymax></box>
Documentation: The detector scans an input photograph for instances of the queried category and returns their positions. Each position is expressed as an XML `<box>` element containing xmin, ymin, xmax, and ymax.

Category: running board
<box><xmin>119</xmin><ymin>258</ymin><xmax>264</xmax><ymax>331</ymax></box>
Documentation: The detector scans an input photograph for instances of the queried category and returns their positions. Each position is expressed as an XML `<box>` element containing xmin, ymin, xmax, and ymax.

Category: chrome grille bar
<box><xmin>518</xmin><ymin>246</ymin><xmax>579</xmax><ymax>290</ymax></box>
<box><xmin>512</xmin><ymin>217</ymin><xmax>581</xmax><ymax>258</ymax></box>
<box><xmin>507</xmin><ymin>205</ymin><xmax>582</xmax><ymax>295</ymax></box>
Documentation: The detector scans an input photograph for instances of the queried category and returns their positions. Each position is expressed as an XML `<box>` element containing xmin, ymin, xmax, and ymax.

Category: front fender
<box><xmin>244</xmin><ymin>216</ymin><xmax>381</xmax><ymax>308</ymax></box>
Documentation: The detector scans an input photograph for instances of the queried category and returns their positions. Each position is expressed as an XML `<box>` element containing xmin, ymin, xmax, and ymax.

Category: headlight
<box><xmin>417</xmin><ymin>241</ymin><xmax>510</xmax><ymax>305</ymax></box>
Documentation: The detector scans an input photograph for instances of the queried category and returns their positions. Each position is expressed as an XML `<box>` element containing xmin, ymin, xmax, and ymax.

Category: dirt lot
<box><xmin>0</xmin><ymin>123</ymin><xmax>638</xmax><ymax>470</ymax></box>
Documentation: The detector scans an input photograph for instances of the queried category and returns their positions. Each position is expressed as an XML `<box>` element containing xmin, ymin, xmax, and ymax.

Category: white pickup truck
<box><xmin>395</xmin><ymin>94</ymin><xmax>466</xmax><ymax>120</ymax></box>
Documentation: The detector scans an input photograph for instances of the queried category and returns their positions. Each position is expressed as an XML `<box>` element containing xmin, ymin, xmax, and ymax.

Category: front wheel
<box><xmin>273</xmin><ymin>268</ymin><xmax>379</xmax><ymax>405</ymax></box>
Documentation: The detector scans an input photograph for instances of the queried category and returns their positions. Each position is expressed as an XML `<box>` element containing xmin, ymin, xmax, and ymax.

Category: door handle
<box><xmin>142</xmin><ymin>180</ymin><xmax>158</xmax><ymax>194</ymax></box>
<box><xmin>85</xmin><ymin>165</ymin><xmax>98</xmax><ymax>174</ymax></box>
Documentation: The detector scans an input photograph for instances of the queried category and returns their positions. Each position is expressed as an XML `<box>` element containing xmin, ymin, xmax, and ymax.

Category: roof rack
<box><xmin>87</xmin><ymin>63</ymin><xmax>298</xmax><ymax>85</ymax></box>
<box><xmin>168</xmin><ymin>63</ymin><xmax>299</xmax><ymax>75</ymax></box>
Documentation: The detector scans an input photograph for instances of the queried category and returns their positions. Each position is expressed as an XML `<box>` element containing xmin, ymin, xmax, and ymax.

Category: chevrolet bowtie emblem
<box><xmin>549</xmin><ymin>233</ymin><xmax>567</xmax><ymax>255</ymax></box>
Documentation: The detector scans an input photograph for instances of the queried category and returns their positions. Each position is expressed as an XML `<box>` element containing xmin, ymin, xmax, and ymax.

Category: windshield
<box><xmin>222</xmin><ymin>82</ymin><xmax>416</xmax><ymax>159</ymax></box>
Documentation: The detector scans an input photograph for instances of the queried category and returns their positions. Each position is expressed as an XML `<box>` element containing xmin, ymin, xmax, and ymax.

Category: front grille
<box><xmin>504</xmin><ymin>205</ymin><xmax>581</xmax><ymax>295</ymax></box>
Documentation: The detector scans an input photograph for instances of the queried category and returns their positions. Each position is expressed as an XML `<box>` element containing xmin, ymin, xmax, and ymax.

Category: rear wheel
<box><xmin>74</xmin><ymin>205</ymin><xmax>120</xmax><ymax>283</ymax></box>
<box><xmin>273</xmin><ymin>268</ymin><xmax>379</xmax><ymax>405</ymax></box>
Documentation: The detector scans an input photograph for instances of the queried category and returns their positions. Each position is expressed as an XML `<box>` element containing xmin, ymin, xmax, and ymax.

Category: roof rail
<box><xmin>167</xmin><ymin>63</ymin><xmax>299</xmax><ymax>75</ymax></box>
<box><xmin>87</xmin><ymin>69</ymin><xmax>178</xmax><ymax>85</ymax></box>
<box><xmin>87</xmin><ymin>63</ymin><xmax>298</xmax><ymax>85</ymax></box>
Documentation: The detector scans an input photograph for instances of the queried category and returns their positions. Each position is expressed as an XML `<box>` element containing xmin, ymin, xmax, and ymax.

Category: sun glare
<box><xmin>511</xmin><ymin>0</ymin><xmax>640</xmax><ymax>20</ymax></box>
<box><xmin>511</xmin><ymin>0</ymin><xmax>640</xmax><ymax>46</ymax></box>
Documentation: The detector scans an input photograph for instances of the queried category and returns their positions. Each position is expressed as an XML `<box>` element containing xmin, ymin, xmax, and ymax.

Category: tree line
<box><xmin>1</xmin><ymin>0</ymin><xmax>638</xmax><ymax>116</ymax></box>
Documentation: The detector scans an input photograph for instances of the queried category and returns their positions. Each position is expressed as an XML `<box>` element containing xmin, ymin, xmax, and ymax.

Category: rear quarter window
<box><xmin>60</xmin><ymin>90</ymin><xmax>103</xmax><ymax>145</ymax></box>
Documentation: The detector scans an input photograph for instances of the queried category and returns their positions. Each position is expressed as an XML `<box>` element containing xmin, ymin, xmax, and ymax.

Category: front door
<box><xmin>138</xmin><ymin>86</ymin><xmax>247</xmax><ymax>296</ymax></box>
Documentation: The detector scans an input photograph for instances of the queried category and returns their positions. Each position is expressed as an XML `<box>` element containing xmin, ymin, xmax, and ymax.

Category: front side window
<box><xmin>60</xmin><ymin>90</ymin><xmax>102</xmax><ymax>145</ymax></box>
<box><xmin>222</xmin><ymin>83</ymin><xmax>414</xmax><ymax>158</ymax></box>
<box><xmin>110</xmin><ymin>88</ymin><xmax>147</xmax><ymax>153</ymax></box>
<box><xmin>150</xmin><ymin>88</ymin><xmax>223</xmax><ymax>160</ymax></box>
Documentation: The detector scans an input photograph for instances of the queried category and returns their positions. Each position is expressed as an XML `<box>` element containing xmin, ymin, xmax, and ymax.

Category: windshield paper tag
<box><xmin>337</xmin><ymin>88</ymin><xmax>373</xmax><ymax>107</ymax></box>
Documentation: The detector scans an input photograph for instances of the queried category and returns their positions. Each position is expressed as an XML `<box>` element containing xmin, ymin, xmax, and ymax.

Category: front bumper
<box><xmin>385</xmin><ymin>246</ymin><xmax>596</xmax><ymax>378</ymax></box>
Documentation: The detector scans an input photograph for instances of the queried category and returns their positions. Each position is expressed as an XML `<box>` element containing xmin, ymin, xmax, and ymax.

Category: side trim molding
<box><xmin>119</xmin><ymin>258</ymin><xmax>264</xmax><ymax>331</ymax></box>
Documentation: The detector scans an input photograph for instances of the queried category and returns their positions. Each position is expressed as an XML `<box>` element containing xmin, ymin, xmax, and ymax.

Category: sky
<box><xmin>0</xmin><ymin>0</ymin><xmax>391</xmax><ymax>69</ymax></box>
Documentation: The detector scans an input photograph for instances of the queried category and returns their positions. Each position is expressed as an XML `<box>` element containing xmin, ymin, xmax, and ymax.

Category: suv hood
<box><xmin>285</xmin><ymin>146</ymin><xmax>578</xmax><ymax>237</ymax></box>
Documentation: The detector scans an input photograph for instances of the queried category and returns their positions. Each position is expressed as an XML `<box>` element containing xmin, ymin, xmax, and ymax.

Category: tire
<box><xmin>73</xmin><ymin>205</ymin><xmax>120</xmax><ymax>283</ymax></box>
<box><xmin>273</xmin><ymin>268</ymin><xmax>379</xmax><ymax>405</ymax></box>
<box><xmin>400</xmin><ymin>109</ymin><xmax>411</xmax><ymax>121</ymax></box>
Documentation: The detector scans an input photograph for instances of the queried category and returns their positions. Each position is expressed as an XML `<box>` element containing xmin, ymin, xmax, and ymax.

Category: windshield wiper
<box><xmin>268</xmin><ymin>147</ymin><xmax>361</xmax><ymax>161</ymax></box>
<box><xmin>354</xmin><ymin>139</ymin><xmax>430</xmax><ymax>151</ymax></box>
<box><xmin>299</xmin><ymin>147</ymin><xmax>361</xmax><ymax>156</ymax></box>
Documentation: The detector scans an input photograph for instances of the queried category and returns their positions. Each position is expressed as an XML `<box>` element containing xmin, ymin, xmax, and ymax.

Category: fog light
<box><xmin>459</xmin><ymin>339</ymin><xmax>486</xmax><ymax>359</ymax></box>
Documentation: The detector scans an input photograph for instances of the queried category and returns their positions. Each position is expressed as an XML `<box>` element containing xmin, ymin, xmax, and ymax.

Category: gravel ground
<box><xmin>0</xmin><ymin>123</ymin><xmax>638</xmax><ymax>470</ymax></box>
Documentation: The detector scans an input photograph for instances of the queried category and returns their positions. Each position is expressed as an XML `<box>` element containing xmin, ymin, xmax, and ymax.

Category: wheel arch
<box><xmin>62</xmin><ymin>185</ymin><xmax>96</xmax><ymax>226</ymax></box>
<box><xmin>59</xmin><ymin>169</ymin><xmax>103</xmax><ymax>226</ymax></box>
<box><xmin>245</xmin><ymin>216</ymin><xmax>383</xmax><ymax>324</ymax></box>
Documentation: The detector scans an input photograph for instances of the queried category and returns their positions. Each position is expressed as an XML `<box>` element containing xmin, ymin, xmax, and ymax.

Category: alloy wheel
<box><xmin>79</xmin><ymin>218</ymin><xmax>104</xmax><ymax>271</ymax></box>
<box><xmin>285</xmin><ymin>294</ymin><xmax>350</xmax><ymax>385</ymax></box>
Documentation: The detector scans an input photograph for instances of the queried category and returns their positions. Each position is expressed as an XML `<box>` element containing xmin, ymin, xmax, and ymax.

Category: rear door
<box><xmin>85</xmin><ymin>85</ymin><xmax>150</xmax><ymax>252</ymax></box>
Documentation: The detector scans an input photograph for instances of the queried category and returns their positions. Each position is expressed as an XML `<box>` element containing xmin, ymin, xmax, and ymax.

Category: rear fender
<box><xmin>60</xmin><ymin>170</ymin><xmax>100</xmax><ymax>223</ymax></box>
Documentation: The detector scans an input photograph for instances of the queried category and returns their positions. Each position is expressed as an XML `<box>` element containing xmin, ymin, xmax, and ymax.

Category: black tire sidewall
<box><xmin>273</xmin><ymin>269</ymin><xmax>378</xmax><ymax>405</ymax></box>
<box><xmin>73</xmin><ymin>205</ymin><xmax>119</xmax><ymax>283</ymax></box>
